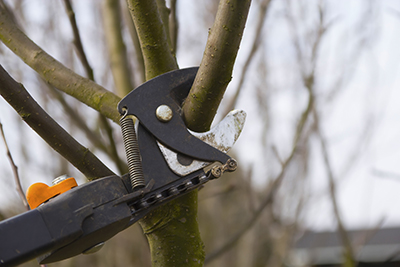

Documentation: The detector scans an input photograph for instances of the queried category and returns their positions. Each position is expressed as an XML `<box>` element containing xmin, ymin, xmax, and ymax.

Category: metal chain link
<box><xmin>128</xmin><ymin>158</ymin><xmax>237</xmax><ymax>216</ymax></box>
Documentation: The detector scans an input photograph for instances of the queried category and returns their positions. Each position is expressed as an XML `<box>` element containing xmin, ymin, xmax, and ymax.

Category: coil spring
<box><xmin>120</xmin><ymin>114</ymin><xmax>145</xmax><ymax>190</ymax></box>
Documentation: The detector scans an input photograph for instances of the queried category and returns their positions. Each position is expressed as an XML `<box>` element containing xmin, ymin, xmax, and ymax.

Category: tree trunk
<box><xmin>127</xmin><ymin>0</ymin><xmax>251</xmax><ymax>266</ymax></box>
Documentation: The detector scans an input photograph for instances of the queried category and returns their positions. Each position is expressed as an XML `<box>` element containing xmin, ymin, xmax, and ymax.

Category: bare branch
<box><xmin>63</xmin><ymin>0</ymin><xmax>94</xmax><ymax>81</ymax></box>
<box><xmin>126</xmin><ymin>0</ymin><xmax>178</xmax><ymax>80</ymax></box>
<box><xmin>206</xmin><ymin>88</ymin><xmax>314</xmax><ymax>263</ymax></box>
<box><xmin>169</xmin><ymin>0</ymin><xmax>178</xmax><ymax>55</ymax></box>
<box><xmin>182</xmin><ymin>0</ymin><xmax>252</xmax><ymax>132</ymax></box>
<box><xmin>98</xmin><ymin>114</ymin><xmax>128</xmax><ymax>175</ymax></box>
<box><xmin>123</xmin><ymin>5</ymin><xmax>145</xmax><ymax>84</ymax></box>
<box><xmin>223</xmin><ymin>0</ymin><xmax>272</xmax><ymax>115</ymax></box>
<box><xmin>62</xmin><ymin>1</ymin><xmax>127</xmax><ymax>174</ymax></box>
<box><xmin>0</xmin><ymin>5</ymin><xmax>121</xmax><ymax>123</ymax></box>
<box><xmin>103</xmin><ymin>0</ymin><xmax>134</xmax><ymax>97</ymax></box>
<box><xmin>0</xmin><ymin>65</ymin><xmax>115</xmax><ymax>180</ymax></box>
<box><xmin>0</xmin><ymin>122</ymin><xmax>29</xmax><ymax>210</ymax></box>
<box><xmin>313</xmin><ymin>108</ymin><xmax>355</xmax><ymax>266</ymax></box>
<box><xmin>156</xmin><ymin>0</ymin><xmax>173</xmax><ymax>53</ymax></box>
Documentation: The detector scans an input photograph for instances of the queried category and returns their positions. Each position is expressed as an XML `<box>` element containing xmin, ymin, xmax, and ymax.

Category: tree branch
<box><xmin>98</xmin><ymin>114</ymin><xmax>128</xmax><ymax>175</ymax></box>
<box><xmin>169</xmin><ymin>0</ymin><xmax>178</xmax><ymax>55</ymax></box>
<box><xmin>0</xmin><ymin>5</ymin><xmax>121</xmax><ymax>123</ymax></box>
<box><xmin>42</xmin><ymin>82</ymin><xmax>108</xmax><ymax>153</ymax></box>
<box><xmin>206</xmin><ymin>82</ymin><xmax>314</xmax><ymax>263</ymax></box>
<box><xmin>123</xmin><ymin>5</ymin><xmax>145</xmax><ymax>84</ymax></box>
<box><xmin>182</xmin><ymin>0</ymin><xmax>252</xmax><ymax>132</ymax></box>
<box><xmin>126</xmin><ymin>1</ymin><xmax>205</xmax><ymax>266</ymax></box>
<box><xmin>63</xmin><ymin>0</ymin><xmax>94</xmax><ymax>80</ymax></box>
<box><xmin>126</xmin><ymin>0</ymin><xmax>178</xmax><ymax>80</ymax></box>
<box><xmin>313</xmin><ymin>109</ymin><xmax>355</xmax><ymax>266</ymax></box>
<box><xmin>103</xmin><ymin>0</ymin><xmax>134</xmax><ymax>97</ymax></box>
<box><xmin>156</xmin><ymin>0</ymin><xmax>173</xmax><ymax>53</ymax></box>
<box><xmin>45</xmin><ymin>80</ymin><xmax>127</xmax><ymax>175</ymax></box>
<box><xmin>223</xmin><ymin>0</ymin><xmax>271</xmax><ymax>115</ymax></box>
<box><xmin>62</xmin><ymin>1</ymin><xmax>127</xmax><ymax>174</ymax></box>
<box><xmin>0</xmin><ymin>65</ymin><xmax>115</xmax><ymax>180</ymax></box>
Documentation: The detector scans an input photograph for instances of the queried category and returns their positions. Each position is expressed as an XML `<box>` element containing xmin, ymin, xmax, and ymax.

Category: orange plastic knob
<box><xmin>26</xmin><ymin>177</ymin><xmax>78</xmax><ymax>209</ymax></box>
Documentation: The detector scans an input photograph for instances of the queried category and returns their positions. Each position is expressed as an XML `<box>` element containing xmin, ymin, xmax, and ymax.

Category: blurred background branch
<box><xmin>0</xmin><ymin>121</ymin><xmax>29</xmax><ymax>210</ymax></box>
<box><xmin>63</xmin><ymin>0</ymin><xmax>127</xmax><ymax>174</ymax></box>
<box><xmin>0</xmin><ymin>4</ymin><xmax>121</xmax><ymax>122</ymax></box>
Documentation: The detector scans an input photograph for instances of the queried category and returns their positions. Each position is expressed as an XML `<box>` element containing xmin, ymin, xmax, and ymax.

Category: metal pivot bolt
<box><xmin>156</xmin><ymin>105</ymin><xmax>173</xmax><ymax>122</ymax></box>
<box><xmin>226</xmin><ymin>159</ymin><xmax>237</xmax><ymax>172</ymax></box>
<box><xmin>52</xmin><ymin>174</ymin><xmax>69</xmax><ymax>185</ymax></box>
<box><xmin>120</xmin><ymin>113</ymin><xmax>145</xmax><ymax>190</ymax></box>
<box><xmin>211</xmin><ymin>166</ymin><xmax>222</xmax><ymax>178</ymax></box>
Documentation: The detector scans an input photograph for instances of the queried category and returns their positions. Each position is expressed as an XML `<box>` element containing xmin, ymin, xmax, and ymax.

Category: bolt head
<box><xmin>156</xmin><ymin>105</ymin><xmax>173</xmax><ymax>122</ymax></box>
<box><xmin>211</xmin><ymin>166</ymin><xmax>222</xmax><ymax>178</ymax></box>
<box><xmin>52</xmin><ymin>174</ymin><xmax>69</xmax><ymax>185</ymax></box>
<box><xmin>227</xmin><ymin>159</ymin><xmax>237</xmax><ymax>172</ymax></box>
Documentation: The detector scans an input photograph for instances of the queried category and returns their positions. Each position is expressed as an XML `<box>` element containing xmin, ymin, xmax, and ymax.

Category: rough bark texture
<box><xmin>123</xmin><ymin>5</ymin><xmax>146</xmax><ymax>84</ymax></box>
<box><xmin>140</xmin><ymin>189</ymin><xmax>204</xmax><ymax>266</ymax></box>
<box><xmin>0</xmin><ymin>65</ymin><xmax>115</xmax><ymax>180</ymax></box>
<box><xmin>0</xmin><ymin>5</ymin><xmax>122</xmax><ymax>123</ymax></box>
<box><xmin>126</xmin><ymin>1</ymin><xmax>204</xmax><ymax>266</ymax></box>
<box><xmin>126</xmin><ymin>0</ymin><xmax>178</xmax><ymax>80</ymax></box>
<box><xmin>183</xmin><ymin>0</ymin><xmax>252</xmax><ymax>132</ymax></box>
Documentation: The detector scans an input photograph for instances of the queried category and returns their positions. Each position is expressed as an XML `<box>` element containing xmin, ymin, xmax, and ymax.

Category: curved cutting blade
<box><xmin>157</xmin><ymin>110</ymin><xmax>246</xmax><ymax>176</ymax></box>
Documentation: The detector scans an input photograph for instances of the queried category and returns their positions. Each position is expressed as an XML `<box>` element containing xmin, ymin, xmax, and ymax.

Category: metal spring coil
<box><xmin>120</xmin><ymin>115</ymin><xmax>145</xmax><ymax>190</ymax></box>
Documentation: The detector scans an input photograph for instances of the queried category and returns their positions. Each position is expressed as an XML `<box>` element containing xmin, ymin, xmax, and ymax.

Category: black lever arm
<box><xmin>117</xmin><ymin>67</ymin><xmax>230</xmax><ymax>164</ymax></box>
<box><xmin>0</xmin><ymin>175</ymin><xmax>136</xmax><ymax>266</ymax></box>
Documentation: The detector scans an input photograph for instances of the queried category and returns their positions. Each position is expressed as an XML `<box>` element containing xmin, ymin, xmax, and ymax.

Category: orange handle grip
<box><xmin>26</xmin><ymin>178</ymin><xmax>78</xmax><ymax>209</ymax></box>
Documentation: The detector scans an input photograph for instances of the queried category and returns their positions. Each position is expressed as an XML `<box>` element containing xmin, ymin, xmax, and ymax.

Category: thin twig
<box><xmin>205</xmin><ymin>89</ymin><xmax>314</xmax><ymax>264</ymax></box>
<box><xmin>99</xmin><ymin>115</ymin><xmax>128</xmax><ymax>174</ymax></box>
<box><xmin>313</xmin><ymin>108</ymin><xmax>355</xmax><ymax>266</ymax></box>
<box><xmin>0</xmin><ymin>122</ymin><xmax>29</xmax><ymax>210</ymax></box>
<box><xmin>43</xmin><ymin>81</ymin><xmax>108</xmax><ymax>152</ymax></box>
<box><xmin>62</xmin><ymin>0</ymin><xmax>127</xmax><ymax>174</ymax></box>
<box><xmin>44</xmin><ymin>82</ymin><xmax>127</xmax><ymax>174</ymax></box>
<box><xmin>63</xmin><ymin>0</ymin><xmax>94</xmax><ymax>80</ymax></box>
<box><xmin>290</xmin><ymin>3</ymin><xmax>355</xmax><ymax>264</ymax></box>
